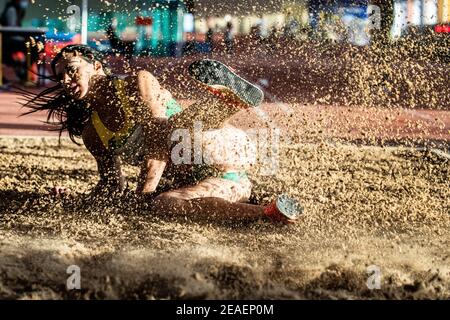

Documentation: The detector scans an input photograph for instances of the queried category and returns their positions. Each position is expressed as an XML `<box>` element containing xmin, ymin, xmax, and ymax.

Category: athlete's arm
<box><xmin>93</xmin><ymin>153</ymin><xmax>125</xmax><ymax>194</ymax></box>
<box><xmin>136</xmin><ymin>157</ymin><xmax>167</xmax><ymax>194</ymax></box>
<box><xmin>133</xmin><ymin>71</ymin><xmax>175</xmax><ymax>194</ymax></box>
<box><xmin>82</xmin><ymin>123</ymin><xmax>125</xmax><ymax>195</ymax></box>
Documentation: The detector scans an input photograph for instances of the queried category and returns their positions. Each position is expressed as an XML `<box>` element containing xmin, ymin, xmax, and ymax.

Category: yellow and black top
<box><xmin>91</xmin><ymin>79</ymin><xmax>183</xmax><ymax>151</ymax></box>
<box><xmin>91</xmin><ymin>79</ymin><xmax>137</xmax><ymax>151</ymax></box>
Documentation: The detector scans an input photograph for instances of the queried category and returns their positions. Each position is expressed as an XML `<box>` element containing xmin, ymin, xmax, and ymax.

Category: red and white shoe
<box><xmin>264</xmin><ymin>194</ymin><xmax>304</xmax><ymax>224</ymax></box>
<box><xmin>188</xmin><ymin>59</ymin><xmax>264</xmax><ymax>108</ymax></box>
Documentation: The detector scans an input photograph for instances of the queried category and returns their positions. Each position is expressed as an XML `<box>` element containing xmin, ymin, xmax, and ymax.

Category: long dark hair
<box><xmin>23</xmin><ymin>45</ymin><xmax>110</xmax><ymax>144</ymax></box>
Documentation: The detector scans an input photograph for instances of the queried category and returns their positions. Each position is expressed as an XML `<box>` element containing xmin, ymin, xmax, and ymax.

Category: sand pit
<box><xmin>0</xmin><ymin>137</ymin><xmax>449</xmax><ymax>299</ymax></box>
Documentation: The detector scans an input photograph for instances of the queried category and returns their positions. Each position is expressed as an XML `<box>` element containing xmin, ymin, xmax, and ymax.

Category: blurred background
<box><xmin>0</xmin><ymin>1</ymin><xmax>449</xmax><ymax>109</ymax></box>
<box><xmin>4</xmin><ymin>0</ymin><xmax>449</xmax><ymax>55</ymax></box>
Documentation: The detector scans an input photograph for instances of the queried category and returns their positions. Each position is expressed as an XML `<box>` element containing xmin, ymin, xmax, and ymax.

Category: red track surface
<box><xmin>1</xmin><ymin>91</ymin><xmax>449</xmax><ymax>146</ymax></box>
<box><xmin>0</xmin><ymin>92</ymin><xmax>60</xmax><ymax>136</ymax></box>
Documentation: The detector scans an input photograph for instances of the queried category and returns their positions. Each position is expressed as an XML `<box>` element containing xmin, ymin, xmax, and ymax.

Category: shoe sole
<box><xmin>188</xmin><ymin>59</ymin><xmax>264</xmax><ymax>107</ymax></box>
<box><xmin>276</xmin><ymin>194</ymin><xmax>304</xmax><ymax>223</ymax></box>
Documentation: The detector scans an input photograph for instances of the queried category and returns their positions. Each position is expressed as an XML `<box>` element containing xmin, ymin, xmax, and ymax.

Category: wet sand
<box><xmin>0</xmin><ymin>137</ymin><xmax>448</xmax><ymax>299</ymax></box>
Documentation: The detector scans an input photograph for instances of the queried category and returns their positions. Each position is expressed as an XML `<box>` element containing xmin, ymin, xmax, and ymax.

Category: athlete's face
<box><xmin>55</xmin><ymin>53</ymin><xmax>104</xmax><ymax>100</ymax></box>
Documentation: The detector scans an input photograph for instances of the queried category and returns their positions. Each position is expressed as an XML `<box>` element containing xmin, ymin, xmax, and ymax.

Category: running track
<box><xmin>1</xmin><ymin>91</ymin><xmax>449</xmax><ymax>148</ymax></box>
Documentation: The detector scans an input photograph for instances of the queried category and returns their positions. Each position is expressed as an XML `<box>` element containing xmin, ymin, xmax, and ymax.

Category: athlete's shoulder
<box><xmin>137</xmin><ymin>69</ymin><xmax>153</xmax><ymax>77</ymax></box>
<box><xmin>136</xmin><ymin>69</ymin><xmax>158</xmax><ymax>83</ymax></box>
<box><xmin>118</xmin><ymin>72</ymin><xmax>145</xmax><ymax>90</ymax></box>
<box><xmin>123</xmin><ymin>70</ymin><xmax>154</xmax><ymax>86</ymax></box>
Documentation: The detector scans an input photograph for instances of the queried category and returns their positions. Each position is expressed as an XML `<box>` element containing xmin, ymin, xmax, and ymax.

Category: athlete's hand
<box><xmin>50</xmin><ymin>186</ymin><xmax>72</xmax><ymax>197</ymax></box>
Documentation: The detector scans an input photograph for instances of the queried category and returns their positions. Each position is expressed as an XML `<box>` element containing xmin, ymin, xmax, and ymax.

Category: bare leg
<box><xmin>152</xmin><ymin>195</ymin><xmax>265</xmax><ymax>221</ymax></box>
<box><xmin>137</xmin><ymin>71</ymin><xmax>242</xmax><ymax>129</ymax></box>
<box><xmin>169</xmin><ymin>94</ymin><xmax>242</xmax><ymax>131</ymax></box>
<box><xmin>140</xmin><ymin>60</ymin><xmax>260</xmax><ymax>131</ymax></box>
<box><xmin>150</xmin><ymin>177</ymin><xmax>266</xmax><ymax>221</ymax></box>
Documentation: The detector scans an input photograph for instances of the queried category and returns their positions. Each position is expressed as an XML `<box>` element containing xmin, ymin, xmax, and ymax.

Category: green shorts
<box><xmin>191</xmin><ymin>164</ymin><xmax>248</xmax><ymax>184</ymax></box>
<box><xmin>220</xmin><ymin>171</ymin><xmax>248</xmax><ymax>183</ymax></box>
<box><xmin>165</xmin><ymin>99</ymin><xmax>183</xmax><ymax>118</ymax></box>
